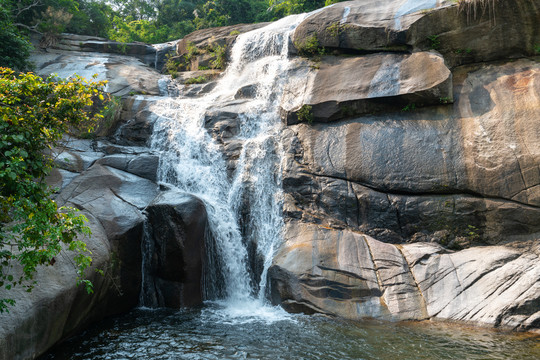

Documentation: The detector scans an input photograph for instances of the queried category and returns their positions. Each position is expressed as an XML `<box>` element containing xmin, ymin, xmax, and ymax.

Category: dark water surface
<box><xmin>41</xmin><ymin>302</ymin><xmax>540</xmax><ymax>360</ymax></box>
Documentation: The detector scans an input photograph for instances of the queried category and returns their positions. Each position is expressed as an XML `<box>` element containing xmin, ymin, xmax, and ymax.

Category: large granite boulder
<box><xmin>292</xmin><ymin>0</ymin><xmax>540</xmax><ymax>66</ymax></box>
<box><xmin>30</xmin><ymin>49</ymin><xmax>162</xmax><ymax>97</ymax></box>
<box><xmin>142</xmin><ymin>191</ymin><xmax>208</xmax><ymax>308</ymax></box>
<box><xmin>281</xmin><ymin>58</ymin><xmax>540</xmax><ymax>245</ymax></box>
<box><xmin>282</xmin><ymin>51</ymin><xmax>453</xmax><ymax>124</ymax></box>
<box><xmin>0</xmin><ymin>162</ymin><xmax>160</xmax><ymax>360</ymax></box>
<box><xmin>269</xmin><ymin>222</ymin><xmax>540</xmax><ymax>331</ymax></box>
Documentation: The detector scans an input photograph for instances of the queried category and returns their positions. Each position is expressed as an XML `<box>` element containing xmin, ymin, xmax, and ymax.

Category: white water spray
<box><xmin>148</xmin><ymin>14</ymin><xmax>310</xmax><ymax>319</ymax></box>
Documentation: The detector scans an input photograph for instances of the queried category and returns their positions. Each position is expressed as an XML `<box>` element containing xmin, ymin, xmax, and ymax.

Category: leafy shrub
<box><xmin>297</xmin><ymin>104</ymin><xmax>314</xmax><ymax>123</ymax></box>
<box><xmin>295</xmin><ymin>34</ymin><xmax>325</xmax><ymax>57</ymax></box>
<box><xmin>326</xmin><ymin>22</ymin><xmax>342</xmax><ymax>37</ymax></box>
<box><xmin>185</xmin><ymin>76</ymin><xmax>207</xmax><ymax>85</ymax></box>
<box><xmin>427</xmin><ymin>35</ymin><xmax>440</xmax><ymax>50</ymax></box>
<box><xmin>0</xmin><ymin>68</ymin><xmax>107</xmax><ymax>312</ymax></box>
<box><xmin>210</xmin><ymin>44</ymin><xmax>227</xmax><ymax>69</ymax></box>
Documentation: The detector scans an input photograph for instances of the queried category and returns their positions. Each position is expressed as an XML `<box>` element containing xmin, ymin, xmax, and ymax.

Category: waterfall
<box><xmin>148</xmin><ymin>14</ymin><xmax>309</xmax><ymax>312</ymax></box>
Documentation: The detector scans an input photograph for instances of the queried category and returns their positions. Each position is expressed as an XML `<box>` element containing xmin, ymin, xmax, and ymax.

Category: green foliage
<box><xmin>229</xmin><ymin>30</ymin><xmax>240</xmax><ymax>36</ymax></box>
<box><xmin>185</xmin><ymin>75</ymin><xmax>208</xmax><ymax>85</ymax></box>
<box><xmin>66</xmin><ymin>1</ymin><xmax>114</xmax><ymax>38</ymax></box>
<box><xmin>210</xmin><ymin>44</ymin><xmax>227</xmax><ymax>69</ymax></box>
<box><xmin>454</xmin><ymin>48</ymin><xmax>472</xmax><ymax>54</ymax></box>
<box><xmin>535</xmin><ymin>44</ymin><xmax>540</xmax><ymax>54</ymax></box>
<box><xmin>0</xmin><ymin>68</ymin><xmax>107</xmax><ymax>312</ymax></box>
<box><xmin>3</xmin><ymin>0</ymin><xmax>341</xmax><ymax>46</ymax></box>
<box><xmin>268</xmin><ymin>0</ymin><xmax>326</xmax><ymax>18</ymax></box>
<box><xmin>295</xmin><ymin>34</ymin><xmax>325</xmax><ymax>57</ymax></box>
<box><xmin>297</xmin><ymin>104</ymin><xmax>313</xmax><ymax>124</ymax></box>
<box><xmin>439</xmin><ymin>97</ymin><xmax>452</xmax><ymax>104</ymax></box>
<box><xmin>326</xmin><ymin>22</ymin><xmax>342</xmax><ymax>37</ymax></box>
<box><xmin>185</xmin><ymin>42</ymin><xmax>201</xmax><ymax>63</ymax></box>
<box><xmin>0</xmin><ymin>1</ymin><xmax>33</xmax><ymax>71</ymax></box>
<box><xmin>402</xmin><ymin>103</ymin><xmax>416</xmax><ymax>112</ymax></box>
<box><xmin>324</xmin><ymin>0</ymin><xmax>346</xmax><ymax>5</ymax></box>
<box><xmin>427</xmin><ymin>34</ymin><xmax>440</xmax><ymax>50</ymax></box>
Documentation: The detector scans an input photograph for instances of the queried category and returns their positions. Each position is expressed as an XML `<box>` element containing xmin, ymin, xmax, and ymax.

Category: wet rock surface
<box><xmin>143</xmin><ymin>191</ymin><xmax>208</xmax><ymax>308</ymax></box>
<box><xmin>270</xmin><ymin>222</ymin><xmax>540</xmax><ymax>331</ymax></box>
<box><xmin>271</xmin><ymin>0</ymin><xmax>540</xmax><ymax>331</ymax></box>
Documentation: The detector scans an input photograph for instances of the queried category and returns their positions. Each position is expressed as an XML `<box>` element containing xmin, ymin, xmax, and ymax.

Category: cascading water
<box><xmin>146</xmin><ymin>14</ymin><xmax>310</xmax><ymax>318</ymax></box>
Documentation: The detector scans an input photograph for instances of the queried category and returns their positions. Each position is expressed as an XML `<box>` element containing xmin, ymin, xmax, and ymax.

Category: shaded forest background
<box><xmin>1</xmin><ymin>0</ymin><xmax>347</xmax><ymax>70</ymax></box>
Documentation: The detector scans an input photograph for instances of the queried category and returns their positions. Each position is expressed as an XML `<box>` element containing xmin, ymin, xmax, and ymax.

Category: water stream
<box><xmin>142</xmin><ymin>14</ymin><xmax>309</xmax><ymax>316</ymax></box>
<box><xmin>41</xmin><ymin>306</ymin><xmax>540</xmax><ymax>360</ymax></box>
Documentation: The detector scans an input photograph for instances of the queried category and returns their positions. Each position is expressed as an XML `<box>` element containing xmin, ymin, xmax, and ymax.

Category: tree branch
<box><xmin>12</xmin><ymin>0</ymin><xmax>43</xmax><ymax>18</ymax></box>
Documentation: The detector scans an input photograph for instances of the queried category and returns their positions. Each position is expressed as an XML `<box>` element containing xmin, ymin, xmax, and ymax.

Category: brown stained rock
<box><xmin>270</xmin><ymin>222</ymin><xmax>540</xmax><ymax>330</ymax></box>
<box><xmin>281</xmin><ymin>59</ymin><xmax>540</xmax><ymax>244</ymax></box>
<box><xmin>269</xmin><ymin>222</ymin><xmax>388</xmax><ymax>319</ymax></box>
<box><xmin>455</xmin><ymin>60</ymin><xmax>540</xmax><ymax>206</ymax></box>
<box><xmin>282</xmin><ymin>51</ymin><xmax>452</xmax><ymax>124</ymax></box>
<box><xmin>292</xmin><ymin>0</ymin><xmax>540</xmax><ymax>67</ymax></box>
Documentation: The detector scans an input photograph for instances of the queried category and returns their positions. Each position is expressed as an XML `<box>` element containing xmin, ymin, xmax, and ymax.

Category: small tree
<box><xmin>0</xmin><ymin>68</ymin><xmax>107</xmax><ymax>312</ymax></box>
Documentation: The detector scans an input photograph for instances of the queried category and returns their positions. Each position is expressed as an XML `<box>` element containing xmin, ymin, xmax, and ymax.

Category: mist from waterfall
<box><xmin>147</xmin><ymin>14</ymin><xmax>310</xmax><ymax>320</ymax></box>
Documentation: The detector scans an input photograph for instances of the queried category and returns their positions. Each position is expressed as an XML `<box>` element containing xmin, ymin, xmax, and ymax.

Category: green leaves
<box><xmin>0</xmin><ymin>68</ymin><xmax>106</xmax><ymax>313</ymax></box>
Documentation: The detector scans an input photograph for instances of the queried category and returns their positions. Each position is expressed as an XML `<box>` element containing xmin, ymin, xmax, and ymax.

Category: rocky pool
<box><xmin>40</xmin><ymin>302</ymin><xmax>540</xmax><ymax>360</ymax></box>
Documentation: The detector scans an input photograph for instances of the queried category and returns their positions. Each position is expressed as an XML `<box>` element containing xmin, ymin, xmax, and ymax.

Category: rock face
<box><xmin>270</xmin><ymin>222</ymin><xmax>540</xmax><ymax>331</ymax></box>
<box><xmin>292</xmin><ymin>0</ymin><xmax>540</xmax><ymax>65</ymax></box>
<box><xmin>285</xmin><ymin>0</ymin><xmax>540</xmax><ymax>120</ymax></box>
<box><xmin>143</xmin><ymin>191</ymin><xmax>208</xmax><ymax>308</ymax></box>
<box><xmin>32</xmin><ymin>33</ymin><xmax>176</xmax><ymax>71</ymax></box>
<box><xmin>282</xmin><ymin>51</ymin><xmax>453</xmax><ymax>124</ymax></box>
<box><xmin>30</xmin><ymin>44</ymin><xmax>162</xmax><ymax>97</ymax></box>
<box><xmin>270</xmin><ymin>0</ymin><xmax>540</xmax><ymax>332</ymax></box>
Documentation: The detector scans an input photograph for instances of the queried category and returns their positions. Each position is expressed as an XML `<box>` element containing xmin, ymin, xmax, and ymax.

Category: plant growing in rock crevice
<box><xmin>295</xmin><ymin>34</ymin><xmax>325</xmax><ymax>58</ymax></box>
<box><xmin>427</xmin><ymin>34</ymin><xmax>440</xmax><ymax>50</ymax></box>
<box><xmin>185</xmin><ymin>75</ymin><xmax>207</xmax><ymax>85</ymax></box>
<box><xmin>210</xmin><ymin>44</ymin><xmax>227</xmax><ymax>70</ymax></box>
<box><xmin>184</xmin><ymin>41</ymin><xmax>201</xmax><ymax>63</ymax></box>
<box><xmin>297</xmin><ymin>104</ymin><xmax>314</xmax><ymax>124</ymax></box>
<box><xmin>325</xmin><ymin>22</ymin><xmax>343</xmax><ymax>38</ymax></box>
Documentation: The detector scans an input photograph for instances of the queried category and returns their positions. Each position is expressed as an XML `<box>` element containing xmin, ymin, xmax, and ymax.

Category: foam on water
<box><xmin>201</xmin><ymin>300</ymin><xmax>293</xmax><ymax>325</ymax></box>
